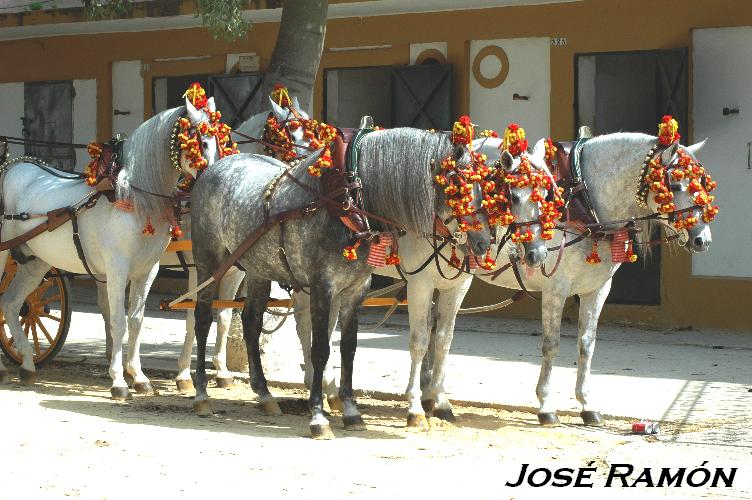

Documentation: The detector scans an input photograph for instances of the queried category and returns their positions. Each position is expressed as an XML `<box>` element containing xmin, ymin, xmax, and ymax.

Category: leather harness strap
<box><xmin>70</xmin><ymin>207</ymin><xmax>106</xmax><ymax>283</ymax></box>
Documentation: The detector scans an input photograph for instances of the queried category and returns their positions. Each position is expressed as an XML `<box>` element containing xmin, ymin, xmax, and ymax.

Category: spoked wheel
<box><xmin>0</xmin><ymin>261</ymin><xmax>72</xmax><ymax>367</ymax></box>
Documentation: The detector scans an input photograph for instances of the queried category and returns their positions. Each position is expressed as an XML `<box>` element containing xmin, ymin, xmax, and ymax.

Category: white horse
<box><xmin>0</xmin><ymin>97</ymin><xmax>217</xmax><ymax>398</ymax></box>
<box><xmin>292</xmin><ymin>145</ymin><xmax>552</xmax><ymax>426</ymax></box>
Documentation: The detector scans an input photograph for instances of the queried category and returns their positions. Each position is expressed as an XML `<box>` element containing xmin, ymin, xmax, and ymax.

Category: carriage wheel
<box><xmin>0</xmin><ymin>264</ymin><xmax>72</xmax><ymax>367</ymax></box>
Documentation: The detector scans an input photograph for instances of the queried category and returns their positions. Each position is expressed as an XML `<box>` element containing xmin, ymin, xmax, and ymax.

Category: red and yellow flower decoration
<box><xmin>644</xmin><ymin>147</ymin><xmax>719</xmax><ymax>230</ymax></box>
<box><xmin>84</xmin><ymin>141</ymin><xmax>104</xmax><ymax>186</ymax></box>
<box><xmin>435</xmin><ymin>116</ymin><xmax>487</xmax><ymax>233</ymax></box>
<box><xmin>271</xmin><ymin>83</ymin><xmax>292</xmax><ymax>108</ymax></box>
<box><xmin>502</xmin><ymin>123</ymin><xmax>528</xmax><ymax>157</ymax></box>
<box><xmin>658</xmin><ymin>115</ymin><xmax>680</xmax><ymax>146</ymax></box>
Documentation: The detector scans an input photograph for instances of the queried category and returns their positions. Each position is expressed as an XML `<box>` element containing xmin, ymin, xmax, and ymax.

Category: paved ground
<box><xmin>57</xmin><ymin>281</ymin><xmax>751</xmax><ymax>427</ymax></box>
<box><xmin>1</xmin><ymin>281</ymin><xmax>749</xmax><ymax>498</ymax></box>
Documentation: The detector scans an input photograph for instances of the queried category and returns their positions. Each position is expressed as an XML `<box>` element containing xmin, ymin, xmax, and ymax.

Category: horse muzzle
<box><xmin>685</xmin><ymin>226</ymin><xmax>713</xmax><ymax>253</ymax></box>
<box><xmin>523</xmin><ymin>243</ymin><xmax>547</xmax><ymax>268</ymax></box>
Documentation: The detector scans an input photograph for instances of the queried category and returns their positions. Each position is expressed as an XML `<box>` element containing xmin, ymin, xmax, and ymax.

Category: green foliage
<box><xmin>195</xmin><ymin>0</ymin><xmax>251</xmax><ymax>42</ymax></box>
<box><xmin>84</xmin><ymin>0</ymin><xmax>133</xmax><ymax>20</ymax></box>
<box><xmin>81</xmin><ymin>0</ymin><xmax>251</xmax><ymax>41</ymax></box>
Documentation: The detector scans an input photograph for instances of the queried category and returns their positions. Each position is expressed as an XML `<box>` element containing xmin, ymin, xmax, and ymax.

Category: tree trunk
<box><xmin>250</xmin><ymin>0</ymin><xmax>329</xmax><ymax>115</ymax></box>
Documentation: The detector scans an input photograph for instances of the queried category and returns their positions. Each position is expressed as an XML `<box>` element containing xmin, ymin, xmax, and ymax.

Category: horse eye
<box><xmin>511</xmin><ymin>193</ymin><xmax>521</xmax><ymax>204</ymax></box>
<box><xmin>670</xmin><ymin>182</ymin><xmax>683</xmax><ymax>192</ymax></box>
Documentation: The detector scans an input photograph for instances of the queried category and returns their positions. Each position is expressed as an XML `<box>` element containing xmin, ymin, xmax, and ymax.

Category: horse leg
<box><xmin>292</xmin><ymin>290</ymin><xmax>341</xmax><ymax>411</ymax></box>
<box><xmin>426</xmin><ymin>279</ymin><xmax>473</xmax><ymax>422</ymax></box>
<box><xmin>337</xmin><ymin>280</ymin><xmax>369</xmax><ymax>431</ymax></box>
<box><xmin>535</xmin><ymin>286</ymin><xmax>570</xmax><ymax>425</ymax></box>
<box><xmin>0</xmin><ymin>251</ymin><xmax>8</xmax><ymax>383</ymax></box>
<box><xmin>105</xmin><ymin>267</ymin><xmax>131</xmax><ymax>400</ymax></box>
<box><xmin>96</xmin><ymin>282</ymin><xmax>113</xmax><ymax>364</ymax></box>
<box><xmin>193</xmin><ymin>277</ymin><xmax>217</xmax><ymax>416</ymax></box>
<box><xmin>213</xmin><ymin>269</ymin><xmax>244</xmax><ymax>388</ymax></box>
<box><xmin>308</xmin><ymin>284</ymin><xmax>338</xmax><ymax>439</ymax></box>
<box><xmin>405</xmin><ymin>280</ymin><xmax>434</xmax><ymax>428</ymax></box>
<box><xmin>174</xmin><ymin>265</ymin><xmax>198</xmax><ymax>393</ymax></box>
<box><xmin>420</xmin><ymin>312</ymin><xmax>436</xmax><ymax>413</ymax></box>
<box><xmin>575</xmin><ymin>280</ymin><xmax>612</xmax><ymax>426</ymax></box>
<box><xmin>124</xmin><ymin>263</ymin><xmax>159</xmax><ymax>395</ymax></box>
<box><xmin>0</xmin><ymin>258</ymin><xmax>50</xmax><ymax>385</ymax></box>
<box><xmin>242</xmin><ymin>278</ymin><xmax>281</xmax><ymax>416</ymax></box>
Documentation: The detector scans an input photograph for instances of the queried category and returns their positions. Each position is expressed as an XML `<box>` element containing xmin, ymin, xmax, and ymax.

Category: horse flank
<box><xmin>117</xmin><ymin>106</ymin><xmax>185</xmax><ymax>218</ymax></box>
<box><xmin>357</xmin><ymin>128</ymin><xmax>464</xmax><ymax>235</ymax></box>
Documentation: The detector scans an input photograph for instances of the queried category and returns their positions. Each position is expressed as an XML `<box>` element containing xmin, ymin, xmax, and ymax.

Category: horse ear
<box><xmin>660</xmin><ymin>141</ymin><xmax>680</xmax><ymax>164</ymax></box>
<box><xmin>685</xmin><ymin>139</ymin><xmax>708</xmax><ymax>158</ymax></box>
<box><xmin>269</xmin><ymin>97</ymin><xmax>286</xmax><ymax>119</ymax></box>
<box><xmin>185</xmin><ymin>97</ymin><xmax>203</xmax><ymax>124</ymax></box>
<box><xmin>452</xmin><ymin>144</ymin><xmax>466</xmax><ymax>162</ymax></box>
<box><xmin>499</xmin><ymin>150</ymin><xmax>514</xmax><ymax>170</ymax></box>
<box><xmin>207</xmin><ymin>96</ymin><xmax>216</xmax><ymax>113</ymax></box>
<box><xmin>531</xmin><ymin>138</ymin><xmax>546</xmax><ymax>157</ymax></box>
<box><xmin>292</xmin><ymin>96</ymin><xmax>301</xmax><ymax>110</ymax></box>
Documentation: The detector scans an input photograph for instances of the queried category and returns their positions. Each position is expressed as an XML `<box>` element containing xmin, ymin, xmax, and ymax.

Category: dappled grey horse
<box><xmin>189</xmin><ymin>128</ymin><xmax>491</xmax><ymax>438</ymax></box>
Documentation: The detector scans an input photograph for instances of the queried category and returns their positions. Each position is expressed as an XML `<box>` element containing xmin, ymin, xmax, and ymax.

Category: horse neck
<box><xmin>581</xmin><ymin>133</ymin><xmax>656</xmax><ymax>222</ymax></box>
<box><xmin>358</xmin><ymin>129</ymin><xmax>444</xmax><ymax>234</ymax></box>
<box><xmin>117</xmin><ymin>107</ymin><xmax>183</xmax><ymax>206</ymax></box>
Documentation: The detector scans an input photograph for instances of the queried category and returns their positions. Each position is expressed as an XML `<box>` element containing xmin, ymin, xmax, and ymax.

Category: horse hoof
<box><xmin>133</xmin><ymin>382</ymin><xmax>154</xmax><ymax>395</ymax></box>
<box><xmin>260</xmin><ymin>400</ymin><xmax>283</xmax><ymax>416</ymax></box>
<box><xmin>421</xmin><ymin>399</ymin><xmax>435</xmax><ymax>413</ymax></box>
<box><xmin>343</xmin><ymin>415</ymin><xmax>367</xmax><ymax>431</ymax></box>
<box><xmin>327</xmin><ymin>396</ymin><xmax>344</xmax><ymax>413</ymax></box>
<box><xmin>176</xmin><ymin>378</ymin><xmax>194</xmax><ymax>393</ymax></box>
<box><xmin>580</xmin><ymin>410</ymin><xmax>603</xmax><ymax>426</ymax></box>
<box><xmin>19</xmin><ymin>368</ymin><xmax>37</xmax><ymax>386</ymax></box>
<box><xmin>124</xmin><ymin>372</ymin><xmax>134</xmax><ymax>388</ymax></box>
<box><xmin>537</xmin><ymin>412</ymin><xmax>560</xmax><ymax>426</ymax></box>
<box><xmin>0</xmin><ymin>370</ymin><xmax>10</xmax><ymax>385</ymax></box>
<box><xmin>310</xmin><ymin>423</ymin><xmax>335</xmax><ymax>440</ymax></box>
<box><xmin>433</xmin><ymin>408</ymin><xmax>456</xmax><ymax>422</ymax></box>
<box><xmin>407</xmin><ymin>413</ymin><xmax>429</xmax><ymax>429</ymax></box>
<box><xmin>193</xmin><ymin>399</ymin><xmax>212</xmax><ymax>417</ymax></box>
<box><xmin>110</xmin><ymin>386</ymin><xmax>131</xmax><ymax>401</ymax></box>
<box><xmin>215</xmin><ymin>377</ymin><xmax>234</xmax><ymax>389</ymax></box>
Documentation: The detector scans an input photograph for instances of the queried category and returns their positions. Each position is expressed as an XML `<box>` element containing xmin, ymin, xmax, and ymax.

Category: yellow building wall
<box><xmin>0</xmin><ymin>0</ymin><xmax>750</xmax><ymax>330</ymax></box>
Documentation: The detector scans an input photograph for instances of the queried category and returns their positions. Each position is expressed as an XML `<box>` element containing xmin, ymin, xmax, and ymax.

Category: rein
<box><xmin>0</xmin><ymin>135</ymin><xmax>89</xmax><ymax>149</ymax></box>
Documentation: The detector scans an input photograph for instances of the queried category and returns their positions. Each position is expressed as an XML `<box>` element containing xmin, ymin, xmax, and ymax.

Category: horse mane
<box><xmin>118</xmin><ymin>106</ymin><xmax>184</xmax><ymax>218</ymax></box>
<box><xmin>357</xmin><ymin>128</ymin><xmax>465</xmax><ymax>234</ymax></box>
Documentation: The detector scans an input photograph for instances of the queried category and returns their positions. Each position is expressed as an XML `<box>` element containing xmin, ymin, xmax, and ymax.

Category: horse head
<box><xmin>648</xmin><ymin>140</ymin><xmax>714</xmax><ymax>253</ymax></box>
<box><xmin>269</xmin><ymin>96</ymin><xmax>312</xmax><ymax>160</ymax></box>
<box><xmin>435</xmin><ymin>141</ymin><xmax>492</xmax><ymax>257</ymax></box>
<box><xmin>182</xmin><ymin>96</ymin><xmax>221</xmax><ymax>179</ymax></box>
<box><xmin>494</xmin><ymin>149</ymin><xmax>551</xmax><ymax>267</ymax></box>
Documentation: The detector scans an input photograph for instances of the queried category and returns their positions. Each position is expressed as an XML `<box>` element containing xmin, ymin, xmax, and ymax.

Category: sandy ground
<box><xmin>1</xmin><ymin>363</ymin><xmax>749</xmax><ymax>500</ymax></box>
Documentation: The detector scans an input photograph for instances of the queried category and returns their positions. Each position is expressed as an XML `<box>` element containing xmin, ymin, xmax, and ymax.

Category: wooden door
<box><xmin>23</xmin><ymin>81</ymin><xmax>75</xmax><ymax>171</ymax></box>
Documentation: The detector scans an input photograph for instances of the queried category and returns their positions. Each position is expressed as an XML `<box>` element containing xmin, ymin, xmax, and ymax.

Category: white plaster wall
<box><xmin>73</xmin><ymin>79</ymin><xmax>97</xmax><ymax>171</ymax></box>
<box><xmin>692</xmin><ymin>27</ymin><xmax>752</xmax><ymax>278</ymax></box>
<box><xmin>112</xmin><ymin>60</ymin><xmax>144</xmax><ymax>137</ymax></box>
<box><xmin>469</xmin><ymin>38</ymin><xmax>550</xmax><ymax>144</ymax></box>
<box><xmin>0</xmin><ymin>83</ymin><xmax>26</xmax><ymax>159</ymax></box>
<box><xmin>409</xmin><ymin>42</ymin><xmax>447</xmax><ymax>65</ymax></box>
